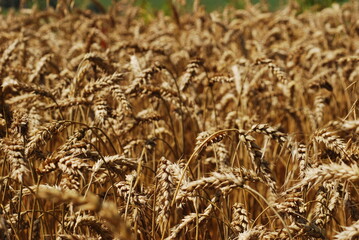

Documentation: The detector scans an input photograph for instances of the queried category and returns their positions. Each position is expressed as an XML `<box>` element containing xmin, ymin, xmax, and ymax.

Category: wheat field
<box><xmin>0</xmin><ymin>1</ymin><xmax>358</xmax><ymax>239</ymax></box>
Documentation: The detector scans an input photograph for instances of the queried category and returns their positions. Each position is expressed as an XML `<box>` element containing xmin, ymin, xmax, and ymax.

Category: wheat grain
<box><xmin>334</xmin><ymin>220</ymin><xmax>359</xmax><ymax>240</ymax></box>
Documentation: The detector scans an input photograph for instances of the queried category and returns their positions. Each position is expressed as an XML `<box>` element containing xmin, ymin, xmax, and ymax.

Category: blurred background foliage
<box><xmin>0</xmin><ymin>0</ymin><xmax>350</xmax><ymax>13</ymax></box>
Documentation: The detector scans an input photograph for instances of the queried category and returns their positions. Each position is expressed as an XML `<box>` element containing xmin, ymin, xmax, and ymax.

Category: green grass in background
<box><xmin>123</xmin><ymin>0</ymin><xmax>349</xmax><ymax>12</ymax></box>
<box><xmin>133</xmin><ymin>0</ymin><xmax>349</xmax><ymax>15</ymax></box>
<box><xmin>1</xmin><ymin>0</ymin><xmax>350</xmax><ymax>12</ymax></box>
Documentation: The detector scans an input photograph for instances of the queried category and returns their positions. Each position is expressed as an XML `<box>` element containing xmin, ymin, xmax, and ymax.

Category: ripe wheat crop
<box><xmin>0</xmin><ymin>0</ymin><xmax>358</xmax><ymax>239</ymax></box>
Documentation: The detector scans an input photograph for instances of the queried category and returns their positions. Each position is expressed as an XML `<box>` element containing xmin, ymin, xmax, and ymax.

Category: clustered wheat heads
<box><xmin>0</xmin><ymin>1</ymin><xmax>358</xmax><ymax>239</ymax></box>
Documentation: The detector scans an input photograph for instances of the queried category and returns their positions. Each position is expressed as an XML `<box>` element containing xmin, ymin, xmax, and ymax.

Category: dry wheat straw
<box><xmin>176</xmin><ymin>172</ymin><xmax>245</xmax><ymax>201</ymax></box>
<box><xmin>0</xmin><ymin>1</ymin><xmax>358</xmax><ymax>239</ymax></box>
<box><xmin>25</xmin><ymin>120</ymin><xmax>72</xmax><ymax>157</ymax></box>
<box><xmin>36</xmin><ymin>185</ymin><xmax>132</xmax><ymax>238</ymax></box>
<box><xmin>231</xmin><ymin>203</ymin><xmax>250</xmax><ymax>233</ymax></box>
<box><xmin>285</xmin><ymin>163</ymin><xmax>359</xmax><ymax>194</ymax></box>
<box><xmin>334</xmin><ymin>220</ymin><xmax>359</xmax><ymax>240</ymax></box>
<box><xmin>156</xmin><ymin>157</ymin><xmax>175</xmax><ymax>231</ymax></box>
<box><xmin>166</xmin><ymin>196</ymin><xmax>218</xmax><ymax>240</ymax></box>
